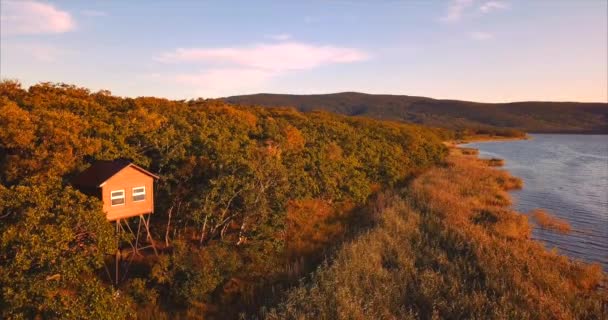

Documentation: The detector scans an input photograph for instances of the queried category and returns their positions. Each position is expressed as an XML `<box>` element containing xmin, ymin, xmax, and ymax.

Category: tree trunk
<box><xmin>237</xmin><ymin>217</ymin><xmax>247</xmax><ymax>246</ymax></box>
<box><xmin>220</xmin><ymin>222</ymin><xmax>230</xmax><ymax>240</ymax></box>
<box><xmin>199</xmin><ymin>214</ymin><xmax>209</xmax><ymax>245</ymax></box>
<box><xmin>165</xmin><ymin>205</ymin><xmax>173</xmax><ymax>247</ymax></box>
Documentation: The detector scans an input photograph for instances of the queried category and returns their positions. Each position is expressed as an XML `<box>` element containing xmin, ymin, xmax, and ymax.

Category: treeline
<box><xmin>0</xmin><ymin>81</ymin><xmax>447</xmax><ymax>319</ymax></box>
<box><xmin>224</xmin><ymin>92</ymin><xmax>608</xmax><ymax>134</ymax></box>
<box><xmin>266</xmin><ymin>151</ymin><xmax>607</xmax><ymax>319</ymax></box>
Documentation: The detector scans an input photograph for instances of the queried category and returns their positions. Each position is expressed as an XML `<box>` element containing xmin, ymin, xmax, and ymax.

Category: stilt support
<box><xmin>110</xmin><ymin>213</ymin><xmax>158</xmax><ymax>285</ymax></box>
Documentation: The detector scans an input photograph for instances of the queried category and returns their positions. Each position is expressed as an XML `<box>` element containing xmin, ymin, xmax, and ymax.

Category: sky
<box><xmin>1</xmin><ymin>0</ymin><xmax>606</xmax><ymax>102</ymax></box>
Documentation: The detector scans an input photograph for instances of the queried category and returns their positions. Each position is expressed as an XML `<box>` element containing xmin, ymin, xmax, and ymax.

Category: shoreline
<box><xmin>450</xmin><ymin>143</ymin><xmax>605</xmax><ymax>265</ymax></box>
<box><xmin>449</xmin><ymin>140</ymin><xmax>607</xmax><ymax>276</ymax></box>
<box><xmin>267</xmin><ymin>139</ymin><xmax>607</xmax><ymax>318</ymax></box>
<box><xmin>453</xmin><ymin>134</ymin><xmax>530</xmax><ymax>145</ymax></box>
<box><xmin>443</xmin><ymin>134</ymin><xmax>529</xmax><ymax>149</ymax></box>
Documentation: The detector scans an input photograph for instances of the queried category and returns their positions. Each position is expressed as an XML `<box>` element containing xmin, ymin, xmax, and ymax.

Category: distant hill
<box><xmin>224</xmin><ymin>92</ymin><xmax>608</xmax><ymax>134</ymax></box>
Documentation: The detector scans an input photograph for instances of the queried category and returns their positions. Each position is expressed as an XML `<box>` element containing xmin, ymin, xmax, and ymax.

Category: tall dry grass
<box><xmin>265</xmin><ymin>151</ymin><xmax>607</xmax><ymax>319</ymax></box>
<box><xmin>530</xmin><ymin>209</ymin><xmax>572</xmax><ymax>234</ymax></box>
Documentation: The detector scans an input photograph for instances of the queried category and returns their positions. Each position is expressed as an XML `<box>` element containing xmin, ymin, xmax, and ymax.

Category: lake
<box><xmin>462</xmin><ymin>134</ymin><xmax>608</xmax><ymax>271</ymax></box>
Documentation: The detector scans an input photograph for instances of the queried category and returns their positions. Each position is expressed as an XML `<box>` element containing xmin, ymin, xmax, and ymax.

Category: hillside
<box><xmin>267</xmin><ymin>149</ymin><xmax>606</xmax><ymax>319</ymax></box>
<box><xmin>1</xmin><ymin>81</ymin><xmax>605</xmax><ymax>319</ymax></box>
<box><xmin>224</xmin><ymin>92</ymin><xmax>608</xmax><ymax>134</ymax></box>
<box><xmin>0</xmin><ymin>81</ymin><xmax>446</xmax><ymax>319</ymax></box>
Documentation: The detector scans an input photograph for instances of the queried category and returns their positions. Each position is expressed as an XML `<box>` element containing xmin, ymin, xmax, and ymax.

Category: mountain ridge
<box><xmin>227</xmin><ymin>91</ymin><xmax>607</xmax><ymax>104</ymax></box>
<box><xmin>223</xmin><ymin>92</ymin><xmax>608</xmax><ymax>134</ymax></box>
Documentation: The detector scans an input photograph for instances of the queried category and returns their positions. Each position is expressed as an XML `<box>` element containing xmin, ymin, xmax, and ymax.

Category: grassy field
<box><xmin>265</xmin><ymin>147</ymin><xmax>607</xmax><ymax>319</ymax></box>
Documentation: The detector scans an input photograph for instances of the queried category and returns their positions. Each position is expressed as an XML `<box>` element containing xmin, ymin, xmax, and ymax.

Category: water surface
<box><xmin>463</xmin><ymin>134</ymin><xmax>608</xmax><ymax>270</ymax></box>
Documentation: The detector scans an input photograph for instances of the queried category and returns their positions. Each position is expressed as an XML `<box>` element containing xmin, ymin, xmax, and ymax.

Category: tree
<box><xmin>0</xmin><ymin>182</ymin><xmax>131</xmax><ymax>319</ymax></box>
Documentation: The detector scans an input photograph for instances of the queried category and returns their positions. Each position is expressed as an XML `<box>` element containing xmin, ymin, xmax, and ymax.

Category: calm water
<box><xmin>463</xmin><ymin>134</ymin><xmax>608</xmax><ymax>271</ymax></box>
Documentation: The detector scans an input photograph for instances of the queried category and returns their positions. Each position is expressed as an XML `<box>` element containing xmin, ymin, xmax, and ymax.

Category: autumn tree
<box><xmin>0</xmin><ymin>183</ymin><xmax>130</xmax><ymax>319</ymax></box>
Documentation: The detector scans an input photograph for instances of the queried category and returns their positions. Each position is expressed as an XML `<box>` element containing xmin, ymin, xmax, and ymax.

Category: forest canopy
<box><xmin>2</xmin><ymin>81</ymin><xmax>604</xmax><ymax>319</ymax></box>
<box><xmin>0</xmin><ymin>81</ymin><xmax>446</xmax><ymax>319</ymax></box>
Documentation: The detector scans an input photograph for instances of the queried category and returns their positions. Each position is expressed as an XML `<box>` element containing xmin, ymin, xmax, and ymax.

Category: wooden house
<box><xmin>72</xmin><ymin>160</ymin><xmax>159</xmax><ymax>221</ymax></box>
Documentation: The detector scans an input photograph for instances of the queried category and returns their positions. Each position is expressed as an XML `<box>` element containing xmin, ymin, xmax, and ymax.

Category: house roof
<box><xmin>72</xmin><ymin>160</ymin><xmax>159</xmax><ymax>188</ymax></box>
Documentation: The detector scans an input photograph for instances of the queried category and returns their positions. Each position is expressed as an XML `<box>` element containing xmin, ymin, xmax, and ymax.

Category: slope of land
<box><xmin>224</xmin><ymin>92</ymin><xmax>608</xmax><ymax>134</ymax></box>
<box><xmin>266</xmin><ymin>148</ymin><xmax>607</xmax><ymax>319</ymax></box>
<box><xmin>1</xmin><ymin>81</ymin><xmax>605</xmax><ymax>319</ymax></box>
<box><xmin>0</xmin><ymin>81</ymin><xmax>446</xmax><ymax>319</ymax></box>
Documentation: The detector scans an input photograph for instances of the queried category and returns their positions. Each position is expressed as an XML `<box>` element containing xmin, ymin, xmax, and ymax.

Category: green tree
<box><xmin>0</xmin><ymin>182</ymin><xmax>131</xmax><ymax>319</ymax></box>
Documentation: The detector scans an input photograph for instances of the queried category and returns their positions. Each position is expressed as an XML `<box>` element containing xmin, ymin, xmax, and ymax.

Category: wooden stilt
<box><xmin>115</xmin><ymin>220</ymin><xmax>120</xmax><ymax>285</ymax></box>
<box><xmin>134</xmin><ymin>216</ymin><xmax>142</xmax><ymax>253</ymax></box>
<box><xmin>109</xmin><ymin>213</ymin><xmax>158</xmax><ymax>286</ymax></box>
<box><xmin>140</xmin><ymin>214</ymin><xmax>159</xmax><ymax>256</ymax></box>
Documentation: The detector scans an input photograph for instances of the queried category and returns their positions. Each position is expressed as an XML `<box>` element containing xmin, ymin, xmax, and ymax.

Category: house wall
<box><xmin>101</xmin><ymin>166</ymin><xmax>155</xmax><ymax>221</ymax></box>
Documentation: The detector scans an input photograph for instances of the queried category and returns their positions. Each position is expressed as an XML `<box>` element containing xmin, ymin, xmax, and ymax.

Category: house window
<box><xmin>111</xmin><ymin>190</ymin><xmax>125</xmax><ymax>206</ymax></box>
<box><xmin>132</xmin><ymin>186</ymin><xmax>146</xmax><ymax>202</ymax></box>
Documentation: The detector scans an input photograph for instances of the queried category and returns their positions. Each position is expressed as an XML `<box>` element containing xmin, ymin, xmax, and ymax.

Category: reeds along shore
<box><xmin>452</xmin><ymin>133</ymin><xmax>532</xmax><ymax>145</ymax></box>
<box><xmin>266</xmin><ymin>147</ymin><xmax>607</xmax><ymax>320</ymax></box>
<box><xmin>530</xmin><ymin>208</ymin><xmax>572</xmax><ymax>234</ymax></box>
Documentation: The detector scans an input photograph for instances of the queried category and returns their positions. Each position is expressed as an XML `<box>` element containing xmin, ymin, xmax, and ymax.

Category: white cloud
<box><xmin>81</xmin><ymin>10</ymin><xmax>107</xmax><ymax>17</ymax></box>
<box><xmin>266</xmin><ymin>33</ymin><xmax>292</xmax><ymax>41</ymax></box>
<box><xmin>440</xmin><ymin>0</ymin><xmax>509</xmax><ymax>22</ymax></box>
<box><xmin>157</xmin><ymin>42</ymin><xmax>369</xmax><ymax>71</ymax></box>
<box><xmin>469</xmin><ymin>31</ymin><xmax>494</xmax><ymax>40</ymax></box>
<box><xmin>156</xmin><ymin>41</ymin><xmax>369</xmax><ymax>97</ymax></box>
<box><xmin>440</xmin><ymin>0</ymin><xmax>475</xmax><ymax>22</ymax></box>
<box><xmin>0</xmin><ymin>1</ymin><xmax>75</xmax><ymax>36</ymax></box>
<box><xmin>479</xmin><ymin>1</ymin><xmax>508</xmax><ymax>13</ymax></box>
<box><xmin>172</xmin><ymin>68</ymin><xmax>277</xmax><ymax>97</ymax></box>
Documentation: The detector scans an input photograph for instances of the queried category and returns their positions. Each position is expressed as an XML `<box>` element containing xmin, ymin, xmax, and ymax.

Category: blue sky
<box><xmin>1</xmin><ymin>0</ymin><xmax>606</xmax><ymax>102</ymax></box>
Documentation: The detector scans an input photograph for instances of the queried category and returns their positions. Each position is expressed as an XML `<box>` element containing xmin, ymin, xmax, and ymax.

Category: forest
<box><xmin>225</xmin><ymin>92</ymin><xmax>608</xmax><ymax>135</ymax></box>
<box><xmin>0</xmin><ymin>81</ymin><xmax>446</xmax><ymax>319</ymax></box>
<box><xmin>0</xmin><ymin>81</ymin><xmax>605</xmax><ymax>319</ymax></box>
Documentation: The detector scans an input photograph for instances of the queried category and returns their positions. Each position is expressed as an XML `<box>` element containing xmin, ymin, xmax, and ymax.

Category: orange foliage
<box><xmin>126</xmin><ymin>107</ymin><xmax>167</xmax><ymax>132</ymax></box>
<box><xmin>217</xmin><ymin>105</ymin><xmax>258</xmax><ymax>128</ymax></box>
<box><xmin>285</xmin><ymin>199</ymin><xmax>349</xmax><ymax>259</ymax></box>
<box><xmin>0</xmin><ymin>100</ymin><xmax>36</xmax><ymax>148</ymax></box>
<box><xmin>283</xmin><ymin>125</ymin><xmax>305</xmax><ymax>151</ymax></box>
<box><xmin>325</xmin><ymin>142</ymin><xmax>343</xmax><ymax>161</ymax></box>
<box><xmin>0</xmin><ymin>101</ymin><xmax>102</xmax><ymax>182</ymax></box>
<box><xmin>369</xmin><ymin>182</ymin><xmax>382</xmax><ymax>193</ymax></box>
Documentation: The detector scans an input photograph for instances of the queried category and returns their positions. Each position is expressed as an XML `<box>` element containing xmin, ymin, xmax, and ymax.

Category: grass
<box><xmin>484</xmin><ymin>158</ymin><xmax>505</xmax><ymax>167</ymax></box>
<box><xmin>530</xmin><ymin>209</ymin><xmax>572</xmax><ymax>234</ymax></box>
<box><xmin>264</xmin><ymin>149</ymin><xmax>606</xmax><ymax>320</ymax></box>
<box><xmin>459</xmin><ymin>147</ymin><xmax>479</xmax><ymax>155</ymax></box>
<box><xmin>456</xmin><ymin>134</ymin><xmax>530</xmax><ymax>144</ymax></box>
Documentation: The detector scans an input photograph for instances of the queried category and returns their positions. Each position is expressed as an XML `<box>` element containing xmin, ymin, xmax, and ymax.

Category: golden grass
<box><xmin>484</xmin><ymin>158</ymin><xmax>505</xmax><ymax>167</ymax></box>
<box><xmin>530</xmin><ymin>209</ymin><xmax>572</xmax><ymax>234</ymax></box>
<box><xmin>266</xmin><ymin>147</ymin><xmax>606</xmax><ymax>320</ymax></box>
<box><xmin>453</xmin><ymin>134</ymin><xmax>529</xmax><ymax>144</ymax></box>
<box><xmin>459</xmin><ymin>147</ymin><xmax>479</xmax><ymax>155</ymax></box>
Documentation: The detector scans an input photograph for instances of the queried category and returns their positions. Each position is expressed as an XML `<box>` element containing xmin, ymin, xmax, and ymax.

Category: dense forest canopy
<box><xmin>0</xmin><ymin>81</ymin><xmax>447</xmax><ymax>318</ymax></box>
<box><xmin>1</xmin><ymin>81</ymin><xmax>605</xmax><ymax>319</ymax></box>
<box><xmin>224</xmin><ymin>92</ymin><xmax>608</xmax><ymax>134</ymax></box>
